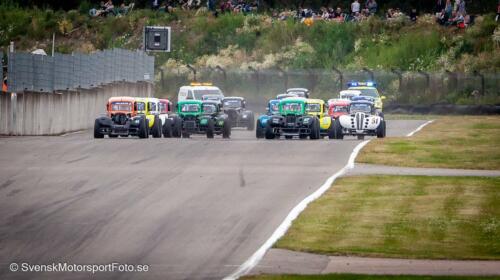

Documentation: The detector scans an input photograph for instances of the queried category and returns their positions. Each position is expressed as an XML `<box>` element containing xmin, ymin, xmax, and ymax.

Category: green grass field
<box><xmin>275</xmin><ymin>175</ymin><xmax>500</xmax><ymax>260</ymax></box>
<box><xmin>242</xmin><ymin>275</ymin><xmax>500</xmax><ymax>280</ymax></box>
<box><xmin>357</xmin><ymin>116</ymin><xmax>500</xmax><ymax>170</ymax></box>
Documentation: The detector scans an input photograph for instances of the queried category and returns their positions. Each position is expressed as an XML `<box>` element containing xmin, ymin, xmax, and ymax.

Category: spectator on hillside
<box><xmin>458</xmin><ymin>0</ymin><xmax>466</xmax><ymax>15</ymax></box>
<box><xmin>436</xmin><ymin>0</ymin><xmax>445</xmax><ymax>13</ymax></box>
<box><xmin>103</xmin><ymin>0</ymin><xmax>115</xmax><ymax>14</ymax></box>
<box><xmin>409</xmin><ymin>8</ymin><xmax>418</xmax><ymax>22</ymax></box>
<box><xmin>351</xmin><ymin>0</ymin><xmax>360</xmax><ymax>14</ymax></box>
<box><xmin>445</xmin><ymin>0</ymin><xmax>453</xmax><ymax>18</ymax></box>
<box><xmin>497</xmin><ymin>0</ymin><xmax>500</xmax><ymax>22</ymax></box>
<box><xmin>367</xmin><ymin>0</ymin><xmax>377</xmax><ymax>15</ymax></box>
<box><xmin>151</xmin><ymin>0</ymin><xmax>160</xmax><ymax>9</ymax></box>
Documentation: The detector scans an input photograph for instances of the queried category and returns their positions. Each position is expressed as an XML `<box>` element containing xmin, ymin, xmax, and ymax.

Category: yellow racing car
<box><xmin>305</xmin><ymin>99</ymin><xmax>335</xmax><ymax>139</ymax></box>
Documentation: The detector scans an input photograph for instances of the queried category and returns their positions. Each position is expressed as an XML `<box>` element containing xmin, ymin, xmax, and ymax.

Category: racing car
<box><xmin>332</xmin><ymin>98</ymin><xmax>386</xmax><ymax>140</ymax></box>
<box><xmin>327</xmin><ymin>99</ymin><xmax>351</xmax><ymax>119</ymax></box>
<box><xmin>264</xmin><ymin>97</ymin><xmax>320</xmax><ymax>140</ymax></box>
<box><xmin>286</xmin><ymin>88</ymin><xmax>310</xmax><ymax>98</ymax></box>
<box><xmin>305</xmin><ymin>99</ymin><xmax>335</xmax><ymax>139</ymax></box>
<box><xmin>256</xmin><ymin>99</ymin><xmax>280</xmax><ymax>138</ymax></box>
<box><xmin>347</xmin><ymin>81</ymin><xmax>385</xmax><ymax>112</ymax></box>
<box><xmin>94</xmin><ymin>96</ymin><xmax>148</xmax><ymax>138</ymax></box>
<box><xmin>168</xmin><ymin>100</ymin><xmax>231</xmax><ymax>138</ymax></box>
<box><xmin>134</xmin><ymin>97</ymin><xmax>164</xmax><ymax>138</ymax></box>
<box><xmin>221</xmin><ymin>97</ymin><xmax>254</xmax><ymax>130</ymax></box>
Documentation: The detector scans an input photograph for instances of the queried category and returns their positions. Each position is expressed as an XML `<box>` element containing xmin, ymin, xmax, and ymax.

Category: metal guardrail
<box><xmin>7</xmin><ymin>48</ymin><xmax>154</xmax><ymax>93</ymax></box>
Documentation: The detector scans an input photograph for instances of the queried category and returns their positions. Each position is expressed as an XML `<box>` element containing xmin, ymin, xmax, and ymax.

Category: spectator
<box><xmin>458</xmin><ymin>0</ymin><xmax>466</xmax><ymax>15</ymax></box>
<box><xmin>497</xmin><ymin>0</ymin><xmax>500</xmax><ymax>22</ymax></box>
<box><xmin>445</xmin><ymin>0</ymin><xmax>453</xmax><ymax>18</ymax></box>
<box><xmin>351</xmin><ymin>0</ymin><xmax>360</xmax><ymax>14</ymax></box>
<box><xmin>410</xmin><ymin>8</ymin><xmax>418</xmax><ymax>22</ymax></box>
<box><xmin>436</xmin><ymin>0</ymin><xmax>445</xmax><ymax>13</ymax></box>
<box><xmin>152</xmin><ymin>0</ymin><xmax>160</xmax><ymax>10</ymax></box>
<box><xmin>367</xmin><ymin>0</ymin><xmax>377</xmax><ymax>15</ymax></box>
<box><xmin>103</xmin><ymin>0</ymin><xmax>115</xmax><ymax>14</ymax></box>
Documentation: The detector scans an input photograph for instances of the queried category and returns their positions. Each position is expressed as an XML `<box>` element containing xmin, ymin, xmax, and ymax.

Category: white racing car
<box><xmin>332</xmin><ymin>99</ymin><xmax>386</xmax><ymax>140</ymax></box>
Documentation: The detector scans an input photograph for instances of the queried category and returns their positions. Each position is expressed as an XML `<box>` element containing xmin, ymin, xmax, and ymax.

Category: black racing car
<box><xmin>221</xmin><ymin>97</ymin><xmax>255</xmax><ymax>130</ymax></box>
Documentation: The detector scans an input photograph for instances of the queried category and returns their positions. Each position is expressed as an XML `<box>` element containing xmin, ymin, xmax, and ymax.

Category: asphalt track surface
<box><xmin>0</xmin><ymin>120</ymin><xmax>426</xmax><ymax>280</ymax></box>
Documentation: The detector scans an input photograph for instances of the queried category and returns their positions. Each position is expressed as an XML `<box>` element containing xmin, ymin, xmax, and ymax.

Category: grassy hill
<box><xmin>1</xmin><ymin>5</ymin><xmax>499</xmax><ymax>73</ymax></box>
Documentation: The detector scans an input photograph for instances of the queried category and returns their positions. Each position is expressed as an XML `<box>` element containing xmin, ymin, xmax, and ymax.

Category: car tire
<box><xmin>256</xmin><ymin>120</ymin><xmax>264</xmax><ymax>139</ymax></box>
<box><xmin>138</xmin><ymin>117</ymin><xmax>148</xmax><ymax>139</ymax></box>
<box><xmin>247</xmin><ymin>112</ymin><xmax>255</xmax><ymax>131</ymax></box>
<box><xmin>328</xmin><ymin>121</ymin><xmax>335</xmax><ymax>139</ymax></box>
<box><xmin>377</xmin><ymin>120</ymin><xmax>386</xmax><ymax>138</ymax></box>
<box><xmin>222</xmin><ymin>120</ymin><xmax>231</xmax><ymax>139</ymax></box>
<box><xmin>172</xmin><ymin>117</ymin><xmax>182</xmax><ymax>138</ymax></box>
<box><xmin>265</xmin><ymin>122</ymin><xmax>275</xmax><ymax>140</ymax></box>
<box><xmin>152</xmin><ymin>116</ymin><xmax>162</xmax><ymax>138</ymax></box>
<box><xmin>310</xmin><ymin>117</ymin><xmax>320</xmax><ymax>140</ymax></box>
<box><xmin>163</xmin><ymin>119</ymin><xmax>173</xmax><ymax>138</ymax></box>
<box><xmin>333</xmin><ymin>118</ymin><xmax>343</xmax><ymax>140</ymax></box>
<box><xmin>207</xmin><ymin>119</ymin><xmax>215</xmax><ymax>139</ymax></box>
<box><xmin>94</xmin><ymin>119</ymin><xmax>104</xmax><ymax>138</ymax></box>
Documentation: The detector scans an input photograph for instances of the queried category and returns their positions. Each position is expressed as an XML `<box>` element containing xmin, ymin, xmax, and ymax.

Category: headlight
<box><xmin>303</xmin><ymin>117</ymin><xmax>310</xmax><ymax>124</ymax></box>
<box><xmin>272</xmin><ymin>118</ymin><xmax>280</xmax><ymax>124</ymax></box>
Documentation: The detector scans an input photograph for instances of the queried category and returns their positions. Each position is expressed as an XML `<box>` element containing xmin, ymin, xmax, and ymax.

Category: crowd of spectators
<box><xmin>87</xmin><ymin>0</ymin><xmax>486</xmax><ymax>29</ymax></box>
<box><xmin>89</xmin><ymin>1</ymin><xmax>135</xmax><ymax>17</ymax></box>
<box><xmin>435</xmin><ymin>0</ymin><xmax>472</xmax><ymax>28</ymax></box>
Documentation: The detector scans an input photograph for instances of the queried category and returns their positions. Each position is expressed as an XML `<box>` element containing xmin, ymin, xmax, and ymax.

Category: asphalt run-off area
<box><xmin>0</xmin><ymin>120</ymin><xmax>427</xmax><ymax>280</ymax></box>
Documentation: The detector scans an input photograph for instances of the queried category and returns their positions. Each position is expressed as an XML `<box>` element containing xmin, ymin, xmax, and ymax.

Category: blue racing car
<box><xmin>256</xmin><ymin>99</ymin><xmax>280</xmax><ymax>138</ymax></box>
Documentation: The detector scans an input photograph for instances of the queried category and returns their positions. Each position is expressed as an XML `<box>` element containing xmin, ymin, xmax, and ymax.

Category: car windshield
<box><xmin>269</xmin><ymin>102</ymin><xmax>279</xmax><ymax>113</ymax></box>
<box><xmin>288</xmin><ymin>91</ymin><xmax>307</xmax><ymax>97</ymax></box>
<box><xmin>181</xmin><ymin>104</ymin><xmax>200</xmax><ymax>112</ymax></box>
<box><xmin>148</xmin><ymin>102</ymin><xmax>157</xmax><ymax>112</ymax></box>
<box><xmin>282</xmin><ymin>102</ymin><xmax>303</xmax><ymax>113</ymax></box>
<box><xmin>333</xmin><ymin>105</ymin><xmax>349</xmax><ymax>112</ymax></box>
<box><xmin>351</xmin><ymin>88</ymin><xmax>379</xmax><ymax>98</ymax></box>
<box><xmin>350</xmin><ymin>103</ymin><xmax>372</xmax><ymax>114</ymax></box>
<box><xmin>306</xmin><ymin>103</ymin><xmax>321</xmax><ymax>113</ymax></box>
<box><xmin>223</xmin><ymin>99</ymin><xmax>242</xmax><ymax>108</ymax></box>
<box><xmin>202</xmin><ymin>104</ymin><xmax>217</xmax><ymax>114</ymax></box>
<box><xmin>159</xmin><ymin>102</ymin><xmax>168</xmax><ymax>113</ymax></box>
<box><xmin>111</xmin><ymin>102</ymin><xmax>132</xmax><ymax>112</ymax></box>
<box><xmin>194</xmin><ymin>89</ymin><xmax>223</xmax><ymax>100</ymax></box>
<box><xmin>136</xmin><ymin>102</ymin><xmax>146</xmax><ymax>112</ymax></box>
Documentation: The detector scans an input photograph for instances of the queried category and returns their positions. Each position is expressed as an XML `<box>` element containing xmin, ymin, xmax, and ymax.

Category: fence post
<box><xmin>215</xmin><ymin>65</ymin><xmax>227</xmax><ymax>81</ymax></box>
<box><xmin>417</xmin><ymin>70</ymin><xmax>430</xmax><ymax>89</ymax></box>
<box><xmin>276</xmin><ymin>67</ymin><xmax>288</xmax><ymax>91</ymax></box>
<box><xmin>445</xmin><ymin>70</ymin><xmax>457</xmax><ymax>92</ymax></box>
<box><xmin>473</xmin><ymin>70</ymin><xmax>485</xmax><ymax>96</ymax></box>
<box><xmin>159</xmin><ymin>69</ymin><xmax>165</xmax><ymax>88</ymax></box>
<box><xmin>186</xmin><ymin>64</ymin><xmax>197</xmax><ymax>81</ymax></box>
<box><xmin>362</xmin><ymin>67</ymin><xmax>374</xmax><ymax>81</ymax></box>
<box><xmin>332</xmin><ymin>66</ymin><xmax>343</xmax><ymax>91</ymax></box>
<box><xmin>248</xmin><ymin>66</ymin><xmax>259</xmax><ymax>94</ymax></box>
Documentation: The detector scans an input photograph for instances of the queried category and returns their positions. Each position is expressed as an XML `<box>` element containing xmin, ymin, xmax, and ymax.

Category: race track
<box><xmin>0</xmin><ymin>120</ymin><xmax>427</xmax><ymax>280</ymax></box>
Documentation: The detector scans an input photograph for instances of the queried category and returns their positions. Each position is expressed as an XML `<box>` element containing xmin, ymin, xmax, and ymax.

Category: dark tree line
<box><xmin>4</xmin><ymin>0</ymin><xmax>497</xmax><ymax>14</ymax></box>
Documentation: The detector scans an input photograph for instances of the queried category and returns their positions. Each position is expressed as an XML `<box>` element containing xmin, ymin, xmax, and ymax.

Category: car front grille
<box><xmin>355</xmin><ymin>112</ymin><xmax>365</xmax><ymax>130</ymax></box>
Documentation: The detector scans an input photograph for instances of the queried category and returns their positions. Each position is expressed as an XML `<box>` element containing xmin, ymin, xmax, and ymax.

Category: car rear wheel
<box><xmin>309</xmin><ymin>118</ymin><xmax>320</xmax><ymax>140</ymax></box>
<box><xmin>333</xmin><ymin>118</ymin><xmax>343</xmax><ymax>140</ymax></box>
<box><xmin>152</xmin><ymin>116</ymin><xmax>162</xmax><ymax>138</ymax></box>
<box><xmin>376</xmin><ymin>120</ymin><xmax>386</xmax><ymax>138</ymax></box>
<box><xmin>222</xmin><ymin>120</ymin><xmax>231</xmax><ymax>139</ymax></box>
<box><xmin>138</xmin><ymin>117</ymin><xmax>148</xmax><ymax>139</ymax></box>
<box><xmin>206</xmin><ymin>119</ymin><xmax>215</xmax><ymax>139</ymax></box>
<box><xmin>172</xmin><ymin>117</ymin><xmax>182</xmax><ymax>138</ymax></box>
<box><xmin>94</xmin><ymin>119</ymin><xmax>104</xmax><ymax>138</ymax></box>
<box><xmin>163</xmin><ymin>119</ymin><xmax>173</xmax><ymax>138</ymax></box>
<box><xmin>265</xmin><ymin>122</ymin><xmax>275</xmax><ymax>140</ymax></box>
<box><xmin>256</xmin><ymin>120</ymin><xmax>264</xmax><ymax>139</ymax></box>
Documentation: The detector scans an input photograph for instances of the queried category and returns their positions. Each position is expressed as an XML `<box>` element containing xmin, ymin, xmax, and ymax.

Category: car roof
<box><xmin>328</xmin><ymin>99</ymin><xmax>351</xmax><ymax>106</ymax></box>
<box><xmin>340</xmin><ymin>90</ymin><xmax>362</xmax><ymax>95</ymax></box>
<box><xmin>287</xmin><ymin>88</ymin><xmax>309</xmax><ymax>92</ymax></box>
<box><xmin>108</xmin><ymin>96</ymin><xmax>135</xmax><ymax>103</ymax></box>
<box><xmin>280</xmin><ymin>97</ymin><xmax>307</xmax><ymax>103</ymax></box>
<box><xmin>180</xmin><ymin>85</ymin><xmax>221</xmax><ymax>91</ymax></box>
<box><xmin>306</xmin><ymin>98</ymin><xmax>324</xmax><ymax>104</ymax></box>
<box><xmin>178</xmin><ymin>99</ymin><xmax>203</xmax><ymax>105</ymax></box>
<box><xmin>349</xmin><ymin>86</ymin><xmax>377</xmax><ymax>90</ymax></box>
<box><xmin>159</xmin><ymin>98</ymin><xmax>170</xmax><ymax>103</ymax></box>
<box><xmin>146</xmin><ymin>97</ymin><xmax>160</xmax><ymax>102</ymax></box>
<box><xmin>202</xmin><ymin>100</ymin><xmax>220</xmax><ymax>105</ymax></box>
<box><xmin>351</xmin><ymin>100</ymin><xmax>374</xmax><ymax>105</ymax></box>
<box><xmin>223</xmin><ymin>97</ymin><xmax>244</xmax><ymax>100</ymax></box>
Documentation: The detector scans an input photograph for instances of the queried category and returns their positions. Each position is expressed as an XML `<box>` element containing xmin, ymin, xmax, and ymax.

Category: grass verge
<box><xmin>242</xmin><ymin>275</ymin><xmax>500</xmax><ymax>280</ymax></box>
<box><xmin>275</xmin><ymin>175</ymin><xmax>500</xmax><ymax>260</ymax></box>
<box><xmin>358</xmin><ymin>116</ymin><xmax>500</xmax><ymax>170</ymax></box>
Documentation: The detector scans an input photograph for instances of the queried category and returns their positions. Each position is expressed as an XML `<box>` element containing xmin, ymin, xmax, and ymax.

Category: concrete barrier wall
<box><xmin>0</xmin><ymin>82</ymin><xmax>152</xmax><ymax>135</ymax></box>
